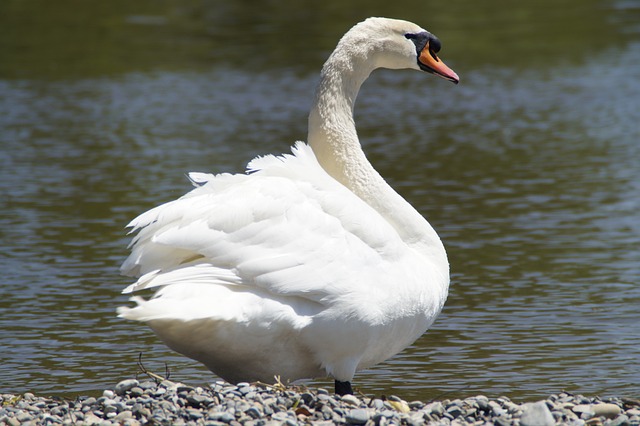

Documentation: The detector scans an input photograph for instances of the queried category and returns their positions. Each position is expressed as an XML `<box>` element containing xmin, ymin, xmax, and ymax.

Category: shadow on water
<box><xmin>0</xmin><ymin>0</ymin><xmax>639</xmax><ymax>400</ymax></box>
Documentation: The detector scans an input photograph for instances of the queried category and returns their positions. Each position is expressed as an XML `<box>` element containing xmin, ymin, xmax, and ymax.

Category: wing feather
<box><xmin>121</xmin><ymin>143</ymin><xmax>408</xmax><ymax>305</ymax></box>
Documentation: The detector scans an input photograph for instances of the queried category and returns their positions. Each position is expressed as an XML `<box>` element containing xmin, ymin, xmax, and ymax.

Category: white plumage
<box><xmin>119</xmin><ymin>17</ymin><xmax>458</xmax><ymax>394</ymax></box>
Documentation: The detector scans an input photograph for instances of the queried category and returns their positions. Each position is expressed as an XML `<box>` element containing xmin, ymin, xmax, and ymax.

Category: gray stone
<box><xmin>83</xmin><ymin>413</ymin><xmax>104</xmax><ymax>425</ymax></box>
<box><xmin>425</xmin><ymin>401</ymin><xmax>444</xmax><ymax>417</ymax></box>
<box><xmin>607</xmin><ymin>414</ymin><xmax>630</xmax><ymax>426</ymax></box>
<box><xmin>187</xmin><ymin>408</ymin><xmax>204</xmax><ymax>419</ymax></box>
<box><xmin>245</xmin><ymin>406</ymin><xmax>262</xmax><ymax>419</ymax></box>
<box><xmin>114</xmin><ymin>410</ymin><xmax>133</xmax><ymax>421</ymax></box>
<box><xmin>345</xmin><ymin>408</ymin><xmax>370</xmax><ymax>424</ymax></box>
<box><xmin>494</xmin><ymin>417</ymin><xmax>511</xmax><ymax>426</ymax></box>
<box><xmin>103</xmin><ymin>404</ymin><xmax>119</xmax><ymax>414</ymax></box>
<box><xmin>341</xmin><ymin>394</ymin><xmax>360</xmax><ymax>406</ymax></box>
<box><xmin>446</xmin><ymin>404</ymin><xmax>465</xmax><ymax>418</ymax></box>
<box><xmin>82</xmin><ymin>397</ymin><xmax>97</xmax><ymax>407</ymax></box>
<box><xmin>489</xmin><ymin>401</ymin><xmax>506</xmax><ymax>417</ymax></box>
<box><xmin>271</xmin><ymin>411</ymin><xmax>292</xmax><ymax>421</ymax></box>
<box><xmin>138</xmin><ymin>381</ymin><xmax>157</xmax><ymax>391</ymax></box>
<box><xmin>5</xmin><ymin>417</ymin><xmax>20</xmax><ymax>426</ymax></box>
<box><xmin>409</xmin><ymin>401</ymin><xmax>424</xmax><ymax>410</ymax></box>
<box><xmin>115</xmin><ymin>379</ymin><xmax>140</xmax><ymax>396</ymax></box>
<box><xmin>520</xmin><ymin>401</ymin><xmax>555</xmax><ymax>426</ymax></box>
<box><xmin>187</xmin><ymin>394</ymin><xmax>208</xmax><ymax>407</ymax></box>
<box><xmin>208</xmin><ymin>411</ymin><xmax>235</xmax><ymax>423</ymax></box>
<box><xmin>370</xmin><ymin>399</ymin><xmax>385</xmax><ymax>410</ymax></box>
<box><xmin>16</xmin><ymin>412</ymin><xmax>33</xmax><ymax>422</ymax></box>
<box><xmin>129</xmin><ymin>387</ymin><xmax>144</xmax><ymax>397</ymax></box>
<box><xmin>475</xmin><ymin>395</ymin><xmax>491</xmax><ymax>411</ymax></box>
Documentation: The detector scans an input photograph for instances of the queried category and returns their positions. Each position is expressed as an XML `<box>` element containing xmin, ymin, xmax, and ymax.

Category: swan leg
<box><xmin>334</xmin><ymin>380</ymin><xmax>353</xmax><ymax>395</ymax></box>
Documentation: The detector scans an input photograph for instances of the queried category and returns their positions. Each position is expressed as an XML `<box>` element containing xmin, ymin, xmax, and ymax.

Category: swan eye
<box><xmin>429</xmin><ymin>37</ymin><xmax>442</xmax><ymax>53</ymax></box>
<box><xmin>405</xmin><ymin>32</ymin><xmax>442</xmax><ymax>55</ymax></box>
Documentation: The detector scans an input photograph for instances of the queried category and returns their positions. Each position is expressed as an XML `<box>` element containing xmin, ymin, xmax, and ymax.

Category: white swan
<box><xmin>118</xmin><ymin>17</ymin><xmax>458</xmax><ymax>395</ymax></box>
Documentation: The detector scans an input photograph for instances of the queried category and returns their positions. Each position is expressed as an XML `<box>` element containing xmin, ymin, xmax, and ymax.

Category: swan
<box><xmin>118</xmin><ymin>17</ymin><xmax>458</xmax><ymax>396</ymax></box>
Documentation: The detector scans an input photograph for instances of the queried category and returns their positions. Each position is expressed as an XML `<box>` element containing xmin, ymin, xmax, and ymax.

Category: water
<box><xmin>1</xmin><ymin>0</ymin><xmax>639</xmax><ymax>402</ymax></box>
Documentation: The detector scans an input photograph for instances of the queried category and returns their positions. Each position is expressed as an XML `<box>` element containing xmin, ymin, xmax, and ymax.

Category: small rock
<box><xmin>272</xmin><ymin>411</ymin><xmax>293</xmax><ymax>421</ymax></box>
<box><xmin>475</xmin><ymin>396</ymin><xmax>490</xmax><ymax>412</ymax></box>
<box><xmin>425</xmin><ymin>401</ymin><xmax>444</xmax><ymax>417</ymax></box>
<box><xmin>520</xmin><ymin>401</ymin><xmax>555</xmax><ymax>426</ymax></box>
<box><xmin>238</xmin><ymin>387</ymin><xmax>255</xmax><ymax>396</ymax></box>
<box><xmin>574</xmin><ymin>404</ymin><xmax>596</xmax><ymax>419</ymax></box>
<box><xmin>408</xmin><ymin>401</ymin><xmax>424</xmax><ymax>410</ymax></box>
<box><xmin>115</xmin><ymin>379</ymin><xmax>140</xmax><ymax>396</ymax></box>
<box><xmin>446</xmin><ymin>404</ymin><xmax>465</xmax><ymax>418</ymax></box>
<box><xmin>102</xmin><ymin>390</ymin><xmax>115</xmax><ymax>399</ymax></box>
<box><xmin>186</xmin><ymin>394</ymin><xmax>208</xmax><ymax>407</ymax></box>
<box><xmin>17</xmin><ymin>412</ymin><xmax>33</xmax><ymax>422</ymax></box>
<box><xmin>5</xmin><ymin>417</ymin><xmax>21</xmax><ymax>426</ymax></box>
<box><xmin>82</xmin><ymin>397</ymin><xmax>97</xmax><ymax>407</ymax></box>
<box><xmin>494</xmin><ymin>417</ymin><xmax>511</xmax><ymax>426</ymax></box>
<box><xmin>84</xmin><ymin>413</ymin><xmax>104</xmax><ymax>424</ymax></box>
<box><xmin>607</xmin><ymin>414</ymin><xmax>630</xmax><ymax>426</ymax></box>
<box><xmin>138</xmin><ymin>381</ymin><xmax>157</xmax><ymax>391</ymax></box>
<box><xmin>245</xmin><ymin>406</ymin><xmax>262</xmax><ymax>419</ymax></box>
<box><xmin>592</xmin><ymin>403</ymin><xmax>621</xmax><ymax>419</ymax></box>
<box><xmin>345</xmin><ymin>408</ymin><xmax>370</xmax><ymax>424</ymax></box>
<box><xmin>370</xmin><ymin>399</ymin><xmax>385</xmax><ymax>410</ymax></box>
<box><xmin>103</xmin><ymin>403</ymin><xmax>119</xmax><ymax>414</ymax></box>
<box><xmin>129</xmin><ymin>387</ymin><xmax>144</xmax><ymax>397</ymax></box>
<box><xmin>187</xmin><ymin>408</ymin><xmax>204</xmax><ymax>419</ymax></box>
<box><xmin>209</xmin><ymin>411</ymin><xmax>235</xmax><ymax>423</ymax></box>
<box><xmin>114</xmin><ymin>410</ymin><xmax>133</xmax><ymax>421</ymax></box>
<box><xmin>489</xmin><ymin>401</ymin><xmax>506</xmax><ymax>417</ymax></box>
<box><xmin>341</xmin><ymin>394</ymin><xmax>361</xmax><ymax>406</ymax></box>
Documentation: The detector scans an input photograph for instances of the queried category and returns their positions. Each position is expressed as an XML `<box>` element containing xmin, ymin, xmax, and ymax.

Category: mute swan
<box><xmin>118</xmin><ymin>17</ymin><xmax>458</xmax><ymax>396</ymax></box>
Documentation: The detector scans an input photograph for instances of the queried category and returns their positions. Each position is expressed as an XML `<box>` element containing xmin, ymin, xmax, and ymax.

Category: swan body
<box><xmin>119</xmin><ymin>17</ymin><xmax>458</xmax><ymax>393</ymax></box>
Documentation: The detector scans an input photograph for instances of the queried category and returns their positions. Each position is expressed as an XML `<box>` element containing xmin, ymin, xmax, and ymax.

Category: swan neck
<box><xmin>307</xmin><ymin>44</ymin><xmax>448</xmax><ymax>273</ymax></box>
<box><xmin>308</xmin><ymin>51</ymin><xmax>372</xmax><ymax>188</ymax></box>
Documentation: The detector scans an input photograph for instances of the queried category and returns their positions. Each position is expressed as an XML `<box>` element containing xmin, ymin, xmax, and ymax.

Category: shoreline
<box><xmin>1</xmin><ymin>378</ymin><xmax>638</xmax><ymax>425</ymax></box>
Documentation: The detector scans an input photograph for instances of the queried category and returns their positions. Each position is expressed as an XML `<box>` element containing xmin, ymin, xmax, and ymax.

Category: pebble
<box><xmin>520</xmin><ymin>401</ymin><xmax>555</xmax><ymax>426</ymax></box>
<box><xmin>592</xmin><ymin>403</ymin><xmax>622</xmax><ymax>419</ymax></box>
<box><xmin>1</xmin><ymin>380</ymin><xmax>639</xmax><ymax>426</ymax></box>
<box><xmin>345</xmin><ymin>408</ymin><xmax>370</xmax><ymax>424</ymax></box>
<box><xmin>114</xmin><ymin>379</ymin><xmax>139</xmax><ymax>396</ymax></box>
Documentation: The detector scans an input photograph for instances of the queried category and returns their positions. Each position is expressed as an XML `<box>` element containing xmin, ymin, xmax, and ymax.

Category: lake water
<box><xmin>1</xmin><ymin>0</ymin><xmax>639</xmax><ymax>402</ymax></box>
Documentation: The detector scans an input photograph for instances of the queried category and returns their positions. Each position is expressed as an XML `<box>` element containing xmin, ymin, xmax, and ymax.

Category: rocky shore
<box><xmin>1</xmin><ymin>378</ymin><xmax>638</xmax><ymax>426</ymax></box>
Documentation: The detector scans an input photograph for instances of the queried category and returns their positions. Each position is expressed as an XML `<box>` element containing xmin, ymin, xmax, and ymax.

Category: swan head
<box><xmin>345</xmin><ymin>17</ymin><xmax>459</xmax><ymax>84</ymax></box>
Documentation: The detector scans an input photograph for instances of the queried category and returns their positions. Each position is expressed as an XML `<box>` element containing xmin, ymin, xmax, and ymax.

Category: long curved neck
<box><xmin>307</xmin><ymin>41</ymin><xmax>448</xmax><ymax>269</ymax></box>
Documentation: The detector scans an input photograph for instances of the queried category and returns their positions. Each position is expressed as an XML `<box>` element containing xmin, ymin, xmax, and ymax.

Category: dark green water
<box><xmin>1</xmin><ymin>0</ymin><xmax>639</xmax><ymax>401</ymax></box>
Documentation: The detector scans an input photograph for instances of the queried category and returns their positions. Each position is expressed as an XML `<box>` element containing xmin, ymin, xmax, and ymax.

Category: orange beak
<box><xmin>418</xmin><ymin>41</ymin><xmax>459</xmax><ymax>84</ymax></box>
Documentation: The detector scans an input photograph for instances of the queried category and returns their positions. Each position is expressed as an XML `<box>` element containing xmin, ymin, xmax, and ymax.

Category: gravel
<box><xmin>1</xmin><ymin>378</ymin><xmax>639</xmax><ymax>425</ymax></box>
